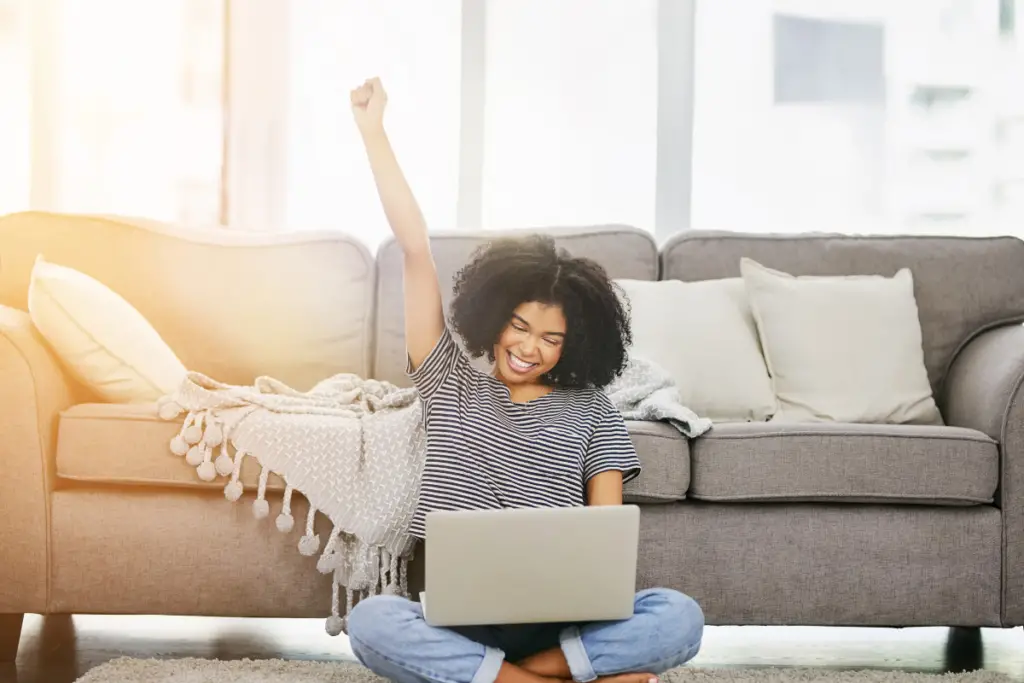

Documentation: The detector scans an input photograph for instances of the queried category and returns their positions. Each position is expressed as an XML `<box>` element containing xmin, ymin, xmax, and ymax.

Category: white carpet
<box><xmin>74</xmin><ymin>658</ymin><xmax>1016</xmax><ymax>683</ymax></box>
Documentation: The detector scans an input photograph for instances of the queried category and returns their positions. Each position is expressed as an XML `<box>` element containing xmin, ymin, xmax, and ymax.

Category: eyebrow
<box><xmin>513</xmin><ymin>314</ymin><xmax>565</xmax><ymax>337</ymax></box>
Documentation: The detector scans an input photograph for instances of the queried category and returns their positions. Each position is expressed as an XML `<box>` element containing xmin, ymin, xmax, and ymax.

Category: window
<box><xmin>3</xmin><ymin>0</ymin><xmax>225</xmax><ymax>224</ymax></box>
<box><xmin>691</xmin><ymin>0</ymin><xmax>1024</xmax><ymax>236</ymax></box>
<box><xmin>278</xmin><ymin>0</ymin><xmax>660</xmax><ymax>247</ymax></box>
<box><xmin>479</xmin><ymin>0</ymin><xmax>659</xmax><ymax>233</ymax></box>
<box><xmin>0</xmin><ymin>0</ymin><xmax>31</xmax><ymax>214</ymax></box>
<box><xmin>773</xmin><ymin>15</ymin><xmax>886</xmax><ymax>104</ymax></box>
<box><xmin>7</xmin><ymin>1</ymin><xmax>1021</xmax><ymax>240</ymax></box>
<box><xmin>282</xmin><ymin>0</ymin><xmax>462</xmax><ymax>247</ymax></box>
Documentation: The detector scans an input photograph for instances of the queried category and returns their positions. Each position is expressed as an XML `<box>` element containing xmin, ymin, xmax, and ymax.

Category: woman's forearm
<box><xmin>359</xmin><ymin>127</ymin><xmax>431</xmax><ymax>256</ymax></box>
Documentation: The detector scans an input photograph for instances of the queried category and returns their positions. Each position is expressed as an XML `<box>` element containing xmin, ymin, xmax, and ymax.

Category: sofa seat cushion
<box><xmin>690</xmin><ymin>422</ymin><xmax>998</xmax><ymax>505</ymax></box>
<box><xmin>56</xmin><ymin>403</ymin><xmax>286</xmax><ymax>492</ymax></box>
<box><xmin>623</xmin><ymin>421</ymin><xmax>690</xmax><ymax>503</ymax></box>
<box><xmin>57</xmin><ymin>404</ymin><xmax>690</xmax><ymax>502</ymax></box>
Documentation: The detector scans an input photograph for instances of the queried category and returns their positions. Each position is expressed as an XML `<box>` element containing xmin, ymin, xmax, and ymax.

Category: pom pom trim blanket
<box><xmin>158</xmin><ymin>356</ymin><xmax>710</xmax><ymax>636</ymax></box>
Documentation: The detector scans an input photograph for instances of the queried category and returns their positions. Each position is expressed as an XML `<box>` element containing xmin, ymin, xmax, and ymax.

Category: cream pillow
<box><xmin>616</xmin><ymin>278</ymin><xmax>777</xmax><ymax>422</ymax></box>
<box><xmin>740</xmin><ymin>258</ymin><xmax>942</xmax><ymax>424</ymax></box>
<box><xmin>28</xmin><ymin>256</ymin><xmax>187</xmax><ymax>403</ymax></box>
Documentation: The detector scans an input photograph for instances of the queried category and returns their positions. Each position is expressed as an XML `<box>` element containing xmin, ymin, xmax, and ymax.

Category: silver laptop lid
<box><xmin>424</xmin><ymin>505</ymin><xmax>640</xmax><ymax>626</ymax></box>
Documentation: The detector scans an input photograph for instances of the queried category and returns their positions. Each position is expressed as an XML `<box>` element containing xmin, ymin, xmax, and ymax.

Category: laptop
<box><xmin>421</xmin><ymin>504</ymin><xmax>640</xmax><ymax>627</ymax></box>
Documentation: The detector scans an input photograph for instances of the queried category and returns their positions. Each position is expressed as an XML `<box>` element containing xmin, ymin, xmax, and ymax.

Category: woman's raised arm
<box><xmin>351</xmin><ymin>78</ymin><xmax>445</xmax><ymax>369</ymax></box>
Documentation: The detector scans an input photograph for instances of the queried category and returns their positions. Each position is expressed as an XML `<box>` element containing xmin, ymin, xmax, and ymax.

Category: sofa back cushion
<box><xmin>374</xmin><ymin>225</ymin><xmax>658</xmax><ymax>386</ymax></box>
<box><xmin>660</xmin><ymin>231</ymin><xmax>1024</xmax><ymax>394</ymax></box>
<box><xmin>0</xmin><ymin>212</ymin><xmax>375</xmax><ymax>390</ymax></box>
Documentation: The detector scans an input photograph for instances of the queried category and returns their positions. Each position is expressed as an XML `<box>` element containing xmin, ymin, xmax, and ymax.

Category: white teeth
<box><xmin>509</xmin><ymin>352</ymin><xmax>536</xmax><ymax>371</ymax></box>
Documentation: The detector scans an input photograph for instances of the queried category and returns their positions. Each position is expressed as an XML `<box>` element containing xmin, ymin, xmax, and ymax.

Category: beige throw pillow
<box><xmin>28</xmin><ymin>256</ymin><xmax>187</xmax><ymax>403</ymax></box>
<box><xmin>616</xmin><ymin>278</ymin><xmax>777</xmax><ymax>422</ymax></box>
<box><xmin>740</xmin><ymin>258</ymin><xmax>942</xmax><ymax>424</ymax></box>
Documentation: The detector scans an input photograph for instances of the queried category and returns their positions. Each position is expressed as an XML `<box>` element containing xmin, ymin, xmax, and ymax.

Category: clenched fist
<box><xmin>351</xmin><ymin>77</ymin><xmax>387</xmax><ymax>132</ymax></box>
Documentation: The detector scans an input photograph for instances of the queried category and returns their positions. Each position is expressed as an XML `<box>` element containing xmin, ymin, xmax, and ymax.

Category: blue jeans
<box><xmin>347</xmin><ymin>589</ymin><xmax>704</xmax><ymax>683</ymax></box>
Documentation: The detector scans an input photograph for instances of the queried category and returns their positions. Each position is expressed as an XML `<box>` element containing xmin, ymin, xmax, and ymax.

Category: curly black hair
<box><xmin>449</xmin><ymin>234</ymin><xmax>632</xmax><ymax>390</ymax></box>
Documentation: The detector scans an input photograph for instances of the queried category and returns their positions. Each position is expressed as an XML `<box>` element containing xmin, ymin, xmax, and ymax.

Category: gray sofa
<box><xmin>3</xmin><ymin>211</ymin><xmax>1024</xmax><ymax>660</ymax></box>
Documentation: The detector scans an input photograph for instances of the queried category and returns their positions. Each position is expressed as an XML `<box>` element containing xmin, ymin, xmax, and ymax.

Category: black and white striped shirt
<box><xmin>407</xmin><ymin>326</ymin><xmax>642</xmax><ymax>539</ymax></box>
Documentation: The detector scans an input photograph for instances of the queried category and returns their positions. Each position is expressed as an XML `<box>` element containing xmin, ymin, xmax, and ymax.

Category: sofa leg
<box><xmin>0</xmin><ymin>614</ymin><xmax>24</xmax><ymax>662</ymax></box>
<box><xmin>945</xmin><ymin>626</ymin><xmax>982</xmax><ymax>673</ymax></box>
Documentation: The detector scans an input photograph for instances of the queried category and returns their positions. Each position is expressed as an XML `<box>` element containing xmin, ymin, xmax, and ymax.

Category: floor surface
<box><xmin>2</xmin><ymin>615</ymin><xmax>1020</xmax><ymax>683</ymax></box>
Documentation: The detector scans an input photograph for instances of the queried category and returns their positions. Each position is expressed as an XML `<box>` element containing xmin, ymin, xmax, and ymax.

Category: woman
<box><xmin>345</xmin><ymin>77</ymin><xmax>704</xmax><ymax>683</ymax></box>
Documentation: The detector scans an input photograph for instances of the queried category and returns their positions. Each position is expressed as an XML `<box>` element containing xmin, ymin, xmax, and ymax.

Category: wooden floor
<box><xmin>2</xmin><ymin>615</ymin><xmax>1022</xmax><ymax>683</ymax></box>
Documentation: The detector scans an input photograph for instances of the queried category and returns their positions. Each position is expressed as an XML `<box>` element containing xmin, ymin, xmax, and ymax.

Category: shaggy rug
<box><xmin>73</xmin><ymin>658</ymin><xmax>1016</xmax><ymax>683</ymax></box>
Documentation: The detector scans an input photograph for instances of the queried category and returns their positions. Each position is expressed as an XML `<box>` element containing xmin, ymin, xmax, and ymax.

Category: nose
<box><xmin>519</xmin><ymin>336</ymin><xmax>537</xmax><ymax>357</ymax></box>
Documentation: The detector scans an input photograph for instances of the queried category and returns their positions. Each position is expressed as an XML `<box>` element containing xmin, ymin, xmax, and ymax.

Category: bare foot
<box><xmin>595</xmin><ymin>674</ymin><xmax>658</xmax><ymax>683</ymax></box>
<box><xmin>504</xmin><ymin>656</ymin><xmax>656</xmax><ymax>683</ymax></box>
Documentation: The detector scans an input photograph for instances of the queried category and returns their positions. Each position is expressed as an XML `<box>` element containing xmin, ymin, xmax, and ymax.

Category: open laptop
<box><xmin>421</xmin><ymin>505</ymin><xmax>640</xmax><ymax>627</ymax></box>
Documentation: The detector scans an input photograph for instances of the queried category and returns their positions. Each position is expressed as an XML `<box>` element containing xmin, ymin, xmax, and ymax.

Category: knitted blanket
<box><xmin>157</xmin><ymin>357</ymin><xmax>710</xmax><ymax>636</ymax></box>
<box><xmin>157</xmin><ymin>371</ymin><xmax>426</xmax><ymax>636</ymax></box>
<box><xmin>605</xmin><ymin>356</ymin><xmax>714</xmax><ymax>438</ymax></box>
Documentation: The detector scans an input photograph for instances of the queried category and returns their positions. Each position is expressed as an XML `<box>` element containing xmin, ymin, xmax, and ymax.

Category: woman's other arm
<box><xmin>587</xmin><ymin>471</ymin><xmax>624</xmax><ymax>506</ymax></box>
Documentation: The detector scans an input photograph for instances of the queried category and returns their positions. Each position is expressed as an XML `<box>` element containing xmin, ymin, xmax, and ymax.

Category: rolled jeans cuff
<box><xmin>471</xmin><ymin>646</ymin><xmax>505</xmax><ymax>683</ymax></box>
<box><xmin>559</xmin><ymin>626</ymin><xmax>597</xmax><ymax>682</ymax></box>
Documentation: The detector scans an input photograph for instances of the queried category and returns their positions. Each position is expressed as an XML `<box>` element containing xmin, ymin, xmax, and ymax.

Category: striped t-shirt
<box><xmin>407</xmin><ymin>326</ymin><xmax>642</xmax><ymax>539</ymax></box>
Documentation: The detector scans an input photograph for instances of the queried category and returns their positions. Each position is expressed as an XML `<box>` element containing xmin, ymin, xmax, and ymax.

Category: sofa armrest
<box><xmin>943</xmin><ymin>323</ymin><xmax>1024</xmax><ymax>625</ymax></box>
<box><xmin>0</xmin><ymin>306</ymin><xmax>81</xmax><ymax>614</ymax></box>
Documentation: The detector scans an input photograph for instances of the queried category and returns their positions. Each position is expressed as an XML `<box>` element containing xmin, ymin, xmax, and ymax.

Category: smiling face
<box><xmin>492</xmin><ymin>301</ymin><xmax>567</xmax><ymax>387</ymax></box>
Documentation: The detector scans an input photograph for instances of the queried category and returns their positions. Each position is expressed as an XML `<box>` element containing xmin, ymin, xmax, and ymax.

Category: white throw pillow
<box><xmin>616</xmin><ymin>278</ymin><xmax>777</xmax><ymax>422</ymax></box>
<box><xmin>740</xmin><ymin>258</ymin><xmax>942</xmax><ymax>424</ymax></box>
<box><xmin>28</xmin><ymin>256</ymin><xmax>187</xmax><ymax>403</ymax></box>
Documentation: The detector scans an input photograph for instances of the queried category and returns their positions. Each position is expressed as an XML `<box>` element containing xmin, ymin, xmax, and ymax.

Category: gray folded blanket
<box><xmin>605</xmin><ymin>356</ymin><xmax>713</xmax><ymax>438</ymax></box>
